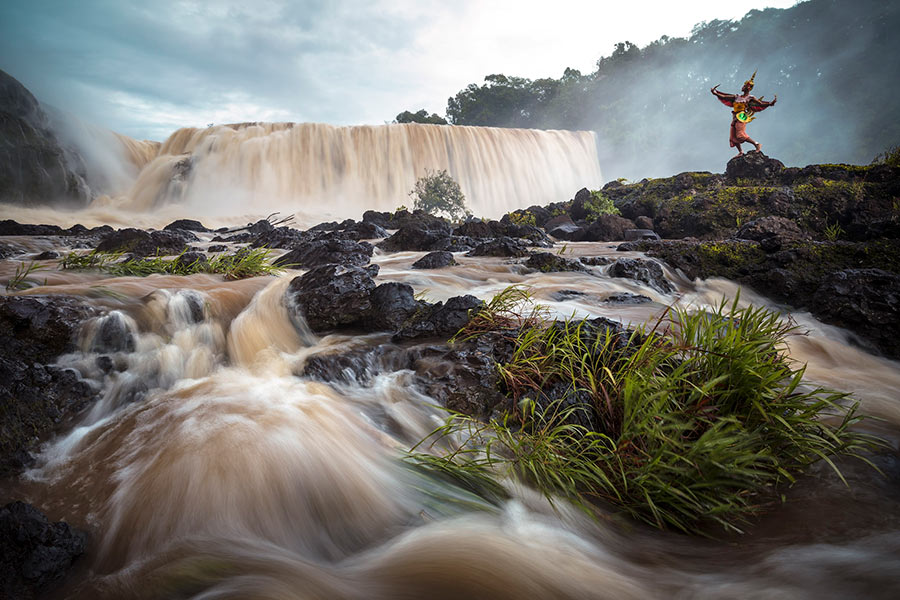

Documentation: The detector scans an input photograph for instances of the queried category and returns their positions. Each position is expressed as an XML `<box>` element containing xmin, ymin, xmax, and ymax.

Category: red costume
<box><xmin>711</xmin><ymin>71</ymin><xmax>776</xmax><ymax>153</ymax></box>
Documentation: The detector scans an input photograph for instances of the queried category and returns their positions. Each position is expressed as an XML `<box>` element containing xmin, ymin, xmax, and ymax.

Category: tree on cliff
<box><xmin>395</xmin><ymin>109</ymin><xmax>447</xmax><ymax>125</ymax></box>
<box><xmin>409</xmin><ymin>169</ymin><xmax>469</xmax><ymax>221</ymax></box>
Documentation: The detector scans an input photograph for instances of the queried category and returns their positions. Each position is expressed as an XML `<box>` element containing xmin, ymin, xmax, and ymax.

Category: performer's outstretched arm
<box><xmin>710</xmin><ymin>84</ymin><xmax>736</xmax><ymax>107</ymax></box>
<box><xmin>748</xmin><ymin>95</ymin><xmax>777</xmax><ymax>112</ymax></box>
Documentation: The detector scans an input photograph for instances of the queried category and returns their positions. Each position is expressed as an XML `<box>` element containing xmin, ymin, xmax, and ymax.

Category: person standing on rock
<box><xmin>711</xmin><ymin>71</ymin><xmax>777</xmax><ymax>156</ymax></box>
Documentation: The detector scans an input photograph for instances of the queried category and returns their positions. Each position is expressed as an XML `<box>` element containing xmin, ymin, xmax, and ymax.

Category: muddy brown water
<box><xmin>2</xmin><ymin>237</ymin><xmax>899</xmax><ymax>599</ymax></box>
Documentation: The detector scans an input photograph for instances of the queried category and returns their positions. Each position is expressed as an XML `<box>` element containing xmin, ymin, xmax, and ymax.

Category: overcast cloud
<box><xmin>1</xmin><ymin>0</ymin><xmax>796</xmax><ymax>141</ymax></box>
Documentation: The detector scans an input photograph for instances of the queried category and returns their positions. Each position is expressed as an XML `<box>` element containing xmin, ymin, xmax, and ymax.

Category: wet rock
<box><xmin>0</xmin><ymin>221</ymin><xmax>66</xmax><ymax>236</ymax></box>
<box><xmin>393</xmin><ymin>295</ymin><xmax>482</xmax><ymax>341</ymax></box>
<box><xmin>545</xmin><ymin>215</ymin><xmax>585</xmax><ymax>241</ymax></box>
<box><xmin>623</xmin><ymin>228</ymin><xmax>661</xmax><ymax>242</ymax></box>
<box><xmin>634</xmin><ymin>216</ymin><xmax>654</xmax><ymax>230</ymax></box>
<box><xmin>207</xmin><ymin>244</ymin><xmax>227</xmax><ymax>253</ymax></box>
<box><xmin>0</xmin><ymin>242</ymin><xmax>22</xmax><ymax>259</ymax></box>
<box><xmin>273</xmin><ymin>239</ymin><xmax>373</xmax><ymax>268</ymax></box>
<box><xmin>551</xmin><ymin>289</ymin><xmax>586</xmax><ymax>301</ymax></box>
<box><xmin>95</xmin><ymin>228</ymin><xmax>193</xmax><ymax>256</ymax></box>
<box><xmin>377</xmin><ymin>221</ymin><xmax>452</xmax><ymax>252</ymax></box>
<box><xmin>247</xmin><ymin>219</ymin><xmax>274</xmax><ymax>235</ymax></box>
<box><xmin>582</xmin><ymin>214</ymin><xmax>636</xmax><ymax>242</ymax></box>
<box><xmin>368</xmin><ymin>282</ymin><xmax>421</xmax><ymax>332</ymax></box>
<box><xmin>811</xmin><ymin>269</ymin><xmax>900</xmax><ymax>357</ymax></box>
<box><xmin>163</xmin><ymin>219</ymin><xmax>210</xmax><ymax>232</ymax></box>
<box><xmin>172</xmin><ymin>251</ymin><xmax>208</xmax><ymax>269</ymax></box>
<box><xmin>609</xmin><ymin>258</ymin><xmax>673</xmax><ymax>294</ymax></box>
<box><xmin>725</xmin><ymin>151</ymin><xmax>786</xmax><ymax>183</ymax></box>
<box><xmin>452</xmin><ymin>220</ymin><xmax>496</xmax><ymax>238</ymax></box>
<box><xmin>0</xmin><ymin>295</ymin><xmax>99</xmax><ymax>474</ymax></box>
<box><xmin>736</xmin><ymin>216</ymin><xmax>808</xmax><ymax>252</ymax></box>
<box><xmin>86</xmin><ymin>312</ymin><xmax>136</xmax><ymax>353</ymax></box>
<box><xmin>0</xmin><ymin>501</ymin><xmax>87</xmax><ymax>599</ymax></box>
<box><xmin>300</xmin><ymin>343</ymin><xmax>411</xmax><ymax>385</ymax></box>
<box><xmin>603</xmin><ymin>292</ymin><xmax>652</xmax><ymax>304</ymax></box>
<box><xmin>340</xmin><ymin>221</ymin><xmax>389</xmax><ymax>240</ymax></box>
<box><xmin>285</xmin><ymin>264</ymin><xmax>379</xmax><ymax>331</ymax></box>
<box><xmin>249</xmin><ymin>226</ymin><xmax>308</xmax><ymax>249</ymax></box>
<box><xmin>466</xmin><ymin>237</ymin><xmax>531</xmax><ymax>257</ymax></box>
<box><xmin>362</xmin><ymin>210</ymin><xmax>391</xmax><ymax>228</ymax></box>
<box><xmin>569</xmin><ymin>187</ymin><xmax>592</xmax><ymax>221</ymax></box>
<box><xmin>412</xmin><ymin>251</ymin><xmax>457</xmax><ymax>269</ymax></box>
<box><xmin>411</xmin><ymin>333</ymin><xmax>513</xmax><ymax>418</ymax></box>
<box><xmin>33</xmin><ymin>250</ymin><xmax>59</xmax><ymax>260</ymax></box>
<box><xmin>579</xmin><ymin>256</ymin><xmax>612</xmax><ymax>266</ymax></box>
<box><xmin>525</xmin><ymin>252</ymin><xmax>586</xmax><ymax>272</ymax></box>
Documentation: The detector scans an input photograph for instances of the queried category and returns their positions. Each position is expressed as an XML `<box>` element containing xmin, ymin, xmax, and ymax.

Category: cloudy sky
<box><xmin>1</xmin><ymin>0</ymin><xmax>796</xmax><ymax>141</ymax></box>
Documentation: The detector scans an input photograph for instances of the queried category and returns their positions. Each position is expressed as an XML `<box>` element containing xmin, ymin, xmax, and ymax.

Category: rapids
<box><xmin>3</xmin><ymin>238</ymin><xmax>900</xmax><ymax>599</ymax></box>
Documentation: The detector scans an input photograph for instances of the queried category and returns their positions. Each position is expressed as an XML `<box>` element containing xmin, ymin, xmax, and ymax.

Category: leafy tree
<box><xmin>395</xmin><ymin>109</ymin><xmax>447</xmax><ymax>125</ymax></box>
<box><xmin>409</xmin><ymin>169</ymin><xmax>470</xmax><ymax>221</ymax></box>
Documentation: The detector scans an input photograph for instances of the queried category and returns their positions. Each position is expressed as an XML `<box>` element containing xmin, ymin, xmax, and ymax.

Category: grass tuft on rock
<box><xmin>414</xmin><ymin>288</ymin><xmax>882</xmax><ymax>534</ymax></box>
<box><xmin>60</xmin><ymin>248</ymin><xmax>285</xmax><ymax>280</ymax></box>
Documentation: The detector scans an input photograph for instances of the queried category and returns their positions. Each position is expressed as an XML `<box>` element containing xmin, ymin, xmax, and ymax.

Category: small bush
<box><xmin>585</xmin><ymin>190</ymin><xmax>620</xmax><ymax>220</ymax></box>
<box><xmin>872</xmin><ymin>145</ymin><xmax>900</xmax><ymax>168</ymax></box>
<box><xmin>507</xmin><ymin>210</ymin><xmax>537</xmax><ymax>227</ymax></box>
<box><xmin>416</xmin><ymin>288</ymin><xmax>881</xmax><ymax>534</ymax></box>
<box><xmin>410</xmin><ymin>169</ymin><xmax>470</xmax><ymax>221</ymax></box>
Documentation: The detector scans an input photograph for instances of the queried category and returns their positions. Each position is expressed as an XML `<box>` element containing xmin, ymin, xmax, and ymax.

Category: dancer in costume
<box><xmin>711</xmin><ymin>71</ymin><xmax>777</xmax><ymax>156</ymax></box>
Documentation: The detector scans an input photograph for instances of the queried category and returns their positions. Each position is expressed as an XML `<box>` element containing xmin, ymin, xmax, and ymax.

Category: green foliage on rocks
<box><xmin>409</xmin><ymin>169</ymin><xmax>471</xmax><ymax>222</ymax></box>
<box><xmin>415</xmin><ymin>288</ymin><xmax>880</xmax><ymax>534</ymax></box>
<box><xmin>60</xmin><ymin>248</ymin><xmax>284</xmax><ymax>279</ymax></box>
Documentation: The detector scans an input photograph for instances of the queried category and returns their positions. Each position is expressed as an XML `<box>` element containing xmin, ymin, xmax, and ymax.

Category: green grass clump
<box><xmin>417</xmin><ymin>288</ymin><xmax>880</xmax><ymax>534</ymax></box>
<box><xmin>59</xmin><ymin>248</ymin><xmax>285</xmax><ymax>280</ymax></box>
<box><xmin>5</xmin><ymin>261</ymin><xmax>47</xmax><ymax>291</ymax></box>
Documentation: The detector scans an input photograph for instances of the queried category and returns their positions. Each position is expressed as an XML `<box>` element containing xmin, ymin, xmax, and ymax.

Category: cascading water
<box><xmin>4</xmin><ymin>239</ymin><xmax>900</xmax><ymax>599</ymax></box>
<box><xmin>126</xmin><ymin>122</ymin><xmax>603</xmax><ymax>221</ymax></box>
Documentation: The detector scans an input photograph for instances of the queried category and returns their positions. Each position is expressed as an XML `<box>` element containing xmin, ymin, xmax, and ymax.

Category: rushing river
<box><xmin>2</xmin><ymin>235</ymin><xmax>899</xmax><ymax>599</ymax></box>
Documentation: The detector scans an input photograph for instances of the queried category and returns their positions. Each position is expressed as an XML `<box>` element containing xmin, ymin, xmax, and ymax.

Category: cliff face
<box><xmin>0</xmin><ymin>69</ymin><xmax>91</xmax><ymax>207</ymax></box>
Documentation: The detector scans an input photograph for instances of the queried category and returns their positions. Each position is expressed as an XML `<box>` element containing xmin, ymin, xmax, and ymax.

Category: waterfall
<box><xmin>123</xmin><ymin>122</ymin><xmax>602</xmax><ymax>221</ymax></box>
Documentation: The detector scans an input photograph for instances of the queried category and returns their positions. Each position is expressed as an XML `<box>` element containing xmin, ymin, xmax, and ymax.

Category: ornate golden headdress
<box><xmin>743</xmin><ymin>70</ymin><xmax>757</xmax><ymax>91</ymax></box>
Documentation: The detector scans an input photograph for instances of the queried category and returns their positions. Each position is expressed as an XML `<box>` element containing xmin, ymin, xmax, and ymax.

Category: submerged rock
<box><xmin>525</xmin><ymin>252</ymin><xmax>586</xmax><ymax>273</ymax></box>
<box><xmin>466</xmin><ymin>237</ymin><xmax>531</xmax><ymax>257</ymax></box>
<box><xmin>412</xmin><ymin>250</ymin><xmax>457</xmax><ymax>269</ymax></box>
<box><xmin>608</xmin><ymin>258</ymin><xmax>673</xmax><ymax>294</ymax></box>
<box><xmin>0</xmin><ymin>501</ymin><xmax>87</xmax><ymax>600</ymax></box>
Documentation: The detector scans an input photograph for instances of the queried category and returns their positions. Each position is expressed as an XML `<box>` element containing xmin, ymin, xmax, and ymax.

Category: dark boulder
<box><xmin>412</xmin><ymin>251</ymin><xmax>457</xmax><ymax>269</ymax></box>
<box><xmin>247</xmin><ymin>219</ymin><xmax>274</xmax><ymax>235</ymax></box>
<box><xmin>172</xmin><ymin>251</ymin><xmax>208</xmax><ymax>269</ymax></box>
<box><xmin>0</xmin><ymin>221</ymin><xmax>65</xmax><ymax>236</ymax></box>
<box><xmin>603</xmin><ymin>292</ymin><xmax>652</xmax><ymax>304</ymax></box>
<box><xmin>0</xmin><ymin>501</ymin><xmax>87</xmax><ymax>599</ymax></box>
<box><xmin>0</xmin><ymin>295</ymin><xmax>99</xmax><ymax>473</ymax></box>
<box><xmin>551</xmin><ymin>289</ymin><xmax>586</xmax><ymax>301</ymax></box>
<box><xmin>367</xmin><ymin>282</ymin><xmax>421</xmax><ymax>331</ymax></box>
<box><xmin>736</xmin><ymin>216</ymin><xmax>808</xmax><ymax>252</ymax></box>
<box><xmin>207</xmin><ymin>244</ymin><xmax>227</xmax><ymax>253</ymax></box>
<box><xmin>609</xmin><ymin>258</ymin><xmax>673</xmax><ymax>294</ymax></box>
<box><xmin>96</xmin><ymin>228</ymin><xmax>193</xmax><ymax>256</ymax></box>
<box><xmin>579</xmin><ymin>256</ymin><xmax>612</xmax><ymax>266</ymax></box>
<box><xmin>362</xmin><ymin>210</ymin><xmax>392</xmax><ymax>228</ymax></box>
<box><xmin>582</xmin><ymin>214</ymin><xmax>636</xmax><ymax>242</ymax></box>
<box><xmin>525</xmin><ymin>252</ymin><xmax>586</xmax><ymax>273</ymax></box>
<box><xmin>623</xmin><ymin>228</ymin><xmax>661</xmax><ymax>242</ymax></box>
<box><xmin>378</xmin><ymin>221</ymin><xmax>452</xmax><ymax>252</ymax></box>
<box><xmin>340</xmin><ymin>221</ymin><xmax>388</xmax><ymax>240</ymax></box>
<box><xmin>452</xmin><ymin>220</ymin><xmax>496</xmax><ymax>238</ymax></box>
<box><xmin>273</xmin><ymin>238</ymin><xmax>373</xmax><ymax>268</ymax></box>
<box><xmin>33</xmin><ymin>250</ymin><xmax>59</xmax><ymax>260</ymax></box>
<box><xmin>163</xmin><ymin>219</ymin><xmax>210</xmax><ymax>233</ymax></box>
<box><xmin>569</xmin><ymin>188</ymin><xmax>592</xmax><ymax>221</ymax></box>
<box><xmin>285</xmin><ymin>264</ymin><xmax>379</xmax><ymax>331</ymax></box>
<box><xmin>249</xmin><ymin>226</ymin><xmax>308</xmax><ymax>249</ymax></box>
<box><xmin>634</xmin><ymin>216</ymin><xmax>654</xmax><ymax>230</ymax></box>
<box><xmin>466</xmin><ymin>237</ymin><xmax>531</xmax><ymax>257</ymax></box>
<box><xmin>811</xmin><ymin>269</ymin><xmax>900</xmax><ymax>357</ymax></box>
<box><xmin>725</xmin><ymin>151</ymin><xmax>786</xmax><ymax>183</ymax></box>
<box><xmin>393</xmin><ymin>295</ymin><xmax>482</xmax><ymax>341</ymax></box>
<box><xmin>411</xmin><ymin>333</ymin><xmax>513</xmax><ymax>418</ymax></box>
